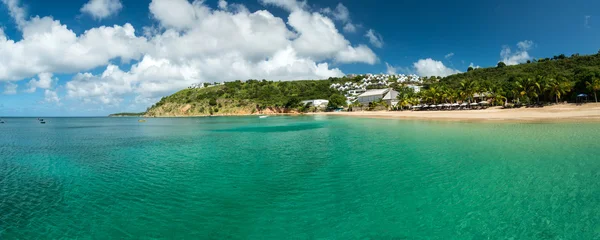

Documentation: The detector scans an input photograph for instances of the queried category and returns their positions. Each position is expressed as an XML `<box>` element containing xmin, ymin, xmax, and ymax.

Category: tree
<box><xmin>459</xmin><ymin>79</ymin><xmax>478</xmax><ymax>103</ymax></box>
<box><xmin>467</xmin><ymin>66</ymin><xmax>474</xmax><ymax>72</ymax></box>
<box><xmin>526</xmin><ymin>60</ymin><xmax>531</xmax><ymax>64</ymax></box>
<box><xmin>586</xmin><ymin>77</ymin><xmax>600</xmax><ymax>102</ymax></box>
<box><xmin>497</xmin><ymin>62</ymin><xmax>506</xmax><ymax>68</ymax></box>
<box><xmin>208</xmin><ymin>98</ymin><xmax>217</xmax><ymax>106</ymax></box>
<box><xmin>396</xmin><ymin>86</ymin><xmax>417</xmax><ymax>110</ymax></box>
<box><xmin>545</xmin><ymin>77</ymin><xmax>573</xmax><ymax>104</ymax></box>
<box><xmin>284</xmin><ymin>96</ymin><xmax>301</xmax><ymax>109</ymax></box>
<box><xmin>327</xmin><ymin>93</ymin><xmax>347</xmax><ymax>109</ymax></box>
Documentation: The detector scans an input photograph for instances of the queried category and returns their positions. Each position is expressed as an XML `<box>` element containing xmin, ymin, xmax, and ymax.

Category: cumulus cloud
<box><xmin>500</xmin><ymin>40</ymin><xmax>533</xmax><ymax>65</ymax></box>
<box><xmin>81</xmin><ymin>0</ymin><xmax>123</xmax><ymax>20</ymax></box>
<box><xmin>444</xmin><ymin>52</ymin><xmax>454</xmax><ymax>59</ymax></box>
<box><xmin>218</xmin><ymin>0</ymin><xmax>228</xmax><ymax>10</ymax></box>
<box><xmin>335</xmin><ymin>45</ymin><xmax>377</xmax><ymax>64</ymax></box>
<box><xmin>413</xmin><ymin>58</ymin><xmax>461</xmax><ymax>77</ymax></box>
<box><xmin>1</xmin><ymin>0</ymin><xmax>27</xmax><ymax>28</ymax></box>
<box><xmin>1</xmin><ymin>0</ymin><xmax>377</xmax><ymax>110</ymax></box>
<box><xmin>25</xmin><ymin>72</ymin><xmax>55</xmax><ymax>93</ymax></box>
<box><xmin>468</xmin><ymin>62</ymin><xmax>480</xmax><ymax>69</ymax></box>
<box><xmin>259</xmin><ymin>0</ymin><xmax>307</xmax><ymax>12</ymax></box>
<box><xmin>365</xmin><ymin>29</ymin><xmax>383</xmax><ymax>48</ymax></box>
<box><xmin>44</xmin><ymin>89</ymin><xmax>60</xmax><ymax>103</ymax></box>
<box><xmin>321</xmin><ymin>3</ymin><xmax>357</xmax><ymax>33</ymax></box>
<box><xmin>343</xmin><ymin>23</ymin><xmax>356</xmax><ymax>33</ymax></box>
<box><xmin>3</xmin><ymin>82</ymin><xmax>18</xmax><ymax>94</ymax></box>
<box><xmin>0</xmin><ymin>16</ymin><xmax>149</xmax><ymax>81</ymax></box>
<box><xmin>385</xmin><ymin>62</ymin><xmax>396</xmax><ymax>74</ymax></box>
<box><xmin>331</xmin><ymin>3</ymin><xmax>349</xmax><ymax>22</ymax></box>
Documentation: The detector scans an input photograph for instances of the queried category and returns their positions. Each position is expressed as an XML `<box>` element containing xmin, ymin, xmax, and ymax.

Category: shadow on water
<box><xmin>0</xmin><ymin>162</ymin><xmax>64</xmax><ymax>237</ymax></box>
<box><xmin>214</xmin><ymin>122</ymin><xmax>324</xmax><ymax>133</ymax></box>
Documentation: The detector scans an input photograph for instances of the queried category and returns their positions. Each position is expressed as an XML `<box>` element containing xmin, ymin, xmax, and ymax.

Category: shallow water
<box><xmin>1</xmin><ymin>116</ymin><xmax>599</xmax><ymax>239</ymax></box>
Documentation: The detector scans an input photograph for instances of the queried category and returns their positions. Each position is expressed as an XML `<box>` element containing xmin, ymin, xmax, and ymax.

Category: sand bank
<box><xmin>313</xmin><ymin>103</ymin><xmax>600</xmax><ymax>122</ymax></box>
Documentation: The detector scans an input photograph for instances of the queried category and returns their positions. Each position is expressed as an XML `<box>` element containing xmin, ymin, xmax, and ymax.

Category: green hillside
<box><xmin>145</xmin><ymin>79</ymin><xmax>347</xmax><ymax>116</ymax></box>
<box><xmin>144</xmin><ymin>52</ymin><xmax>600</xmax><ymax>116</ymax></box>
<box><xmin>398</xmin><ymin>53</ymin><xmax>600</xmax><ymax>108</ymax></box>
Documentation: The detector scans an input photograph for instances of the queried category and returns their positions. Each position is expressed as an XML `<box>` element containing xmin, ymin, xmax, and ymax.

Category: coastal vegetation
<box><xmin>144</xmin><ymin>51</ymin><xmax>600</xmax><ymax>116</ymax></box>
<box><xmin>398</xmin><ymin>52</ymin><xmax>600</xmax><ymax>107</ymax></box>
<box><xmin>109</xmin><ymin>112</ymin><xmax>146</xmax><ymax>117</ymax></box>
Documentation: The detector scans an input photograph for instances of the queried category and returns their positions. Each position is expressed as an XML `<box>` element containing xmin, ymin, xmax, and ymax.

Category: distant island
<box><xmin>108</xmin><ymin>112</ymin><xmax>146</xmax><ymax>117</ymax></box>
<box><xmin>131</xmin><ymin>51</ymin><xmax>600</xmax><ymax>118</ymax></box>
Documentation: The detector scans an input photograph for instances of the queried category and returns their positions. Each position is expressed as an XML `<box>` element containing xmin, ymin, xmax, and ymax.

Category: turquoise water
<box><xmin>1</xmin><ymin>116</ymin><xmax>599</xmax><ymax>239</ymax></box>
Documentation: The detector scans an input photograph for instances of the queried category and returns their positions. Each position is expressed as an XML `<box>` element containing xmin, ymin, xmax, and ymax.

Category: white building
<box><xmin>356</xmin><ymin>88</ymin><xmax>396</xmax><ymax>106</ymax></box>
<box><xmin>301</xmin><ymin>99</ymin><xmax>329</xmax><ymax>108</ymax></box>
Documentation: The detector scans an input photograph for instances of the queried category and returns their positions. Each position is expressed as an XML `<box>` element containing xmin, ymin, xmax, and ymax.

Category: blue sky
<box><xmin>0</xmin><ymin>0</ymin><xmax>598</xmax><ymax>116</ymax></box>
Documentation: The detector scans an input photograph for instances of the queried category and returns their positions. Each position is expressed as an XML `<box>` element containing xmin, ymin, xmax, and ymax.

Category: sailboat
<box><xmin>259</xmin><ymin>115</ymin><xmax>268</xmax><ymax>119</ymax></box>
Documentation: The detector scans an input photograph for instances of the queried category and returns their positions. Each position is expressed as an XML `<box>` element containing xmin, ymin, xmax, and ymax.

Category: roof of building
<box><xmin>357</xmin><ymin>88</ymin><xmax>390</xmax><ymax>98</ymax></box>
<box><xmin>382</xmin><ymin>89</ymin><xmax>399</xmax><ymax>100</ymax></box>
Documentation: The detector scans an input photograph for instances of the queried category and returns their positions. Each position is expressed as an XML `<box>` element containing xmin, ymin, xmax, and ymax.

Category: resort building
<box><xmin>301</xmin><ymin>99</ymin><xmax>329</xmax><ymax>108</ymax></box>
<box><xmin>330</xmin><ymin>74</ymin><xmax>423</xmax><ymax>99</ymax></box>
<box><xmin>382</xmin><ymin>89</ymin><xmax>400</xmax><ymax>107</ymax></box>
<box><xmin>356</xmin><ymin>88</ymin><xmax>399</xmax><ymax>106</ymax></box>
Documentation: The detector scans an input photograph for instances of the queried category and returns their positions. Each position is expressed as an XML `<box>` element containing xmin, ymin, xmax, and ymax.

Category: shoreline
<box><xmin>138</xmin><ymin>103</ymin><xmax>600</xmax><ymax>123</ymax></box>
<box><xmin>311</xmin><ymin>103</ymin><xmax>600</xmax><ymax>123</ymax></box>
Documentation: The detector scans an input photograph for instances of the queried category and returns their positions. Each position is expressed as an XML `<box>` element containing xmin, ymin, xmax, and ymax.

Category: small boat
<box><xmin>0</xmin><ymin>120</ymin><xmax>4</xmax><ymax>124</ymax></box>
<box><xmin>259</xmin><ymin>115</ymin><xmax>268</xmax><ymax>119</ymax></box>
<box><xmin>40</xmin><ymin>121</ymin><xmax>46</xmax><ymax>124</ymax></box>
<box><xmin>38</xmin><ymin>118</ymin><xmax>44</xmax><ymax>121</ymax></box>
<box><xmin>138</xmin><ymin>119</ymin><xmax>147</xmax><ymax>122</ymax></box>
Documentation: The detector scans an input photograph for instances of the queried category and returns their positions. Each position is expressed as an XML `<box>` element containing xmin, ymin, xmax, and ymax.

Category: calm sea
<box><xmin>1</xmin><ymin>116</ymin><xmax>599</xmax><ymax>239</ymax></box>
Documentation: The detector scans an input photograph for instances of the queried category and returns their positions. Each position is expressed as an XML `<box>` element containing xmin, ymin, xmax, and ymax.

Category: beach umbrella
<box><xmin>452</xmin><ymin>103</ymin><xmax>460</xmax><ymax>107</ymax></box>
<box><xmin>479</xmin><ymin>101</ymin><xmax>489</xmax><ymax>105</ymax></box>
<box><xmin>460</xmin><ymin>103</ymin><xmax>468</xmax><ymax>106</ymax></box>
<box><xmin>470</xmin><ymin>103</ymin><xmax>479</xmax><ymax>106</ymax></box>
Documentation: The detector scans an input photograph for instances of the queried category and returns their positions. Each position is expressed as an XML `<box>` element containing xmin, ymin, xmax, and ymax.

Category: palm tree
<box><xmin>459</xmin><ymin>79</ymin><xmax>478</xmax><ymax>103</ymax></box>
<box><xmin>515</xmin><ymin>77</ymin><xmax>541</xmax><ymax>104</ymax></box>
<box><xmin>545</xmin><ymin>77</ymin><xmax>573</xmax><ymax>104</ymax></box>
<box><xmin>586</xmin><ymin>77</ymin><xmax>600</xmax><ymax>102</ymax></box>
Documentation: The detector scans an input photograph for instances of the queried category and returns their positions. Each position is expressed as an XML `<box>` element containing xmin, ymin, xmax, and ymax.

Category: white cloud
<box><xmin>2</xmin><ymin>0</ymin><xmax>377</xmax><ymax>110</ymax></box>
<box><xmin>468</xmin><ymin>62</ymin><xmax>480</xmax><ymax>69</ymax></box>
<box><xmin>26</xmin><ymin>72</ymin><xmax>54</xmax><ymax>92</ymax></box>
<box><xmin>321</xmin><ymin>3</ymin><xmax>356</xmax><ymax>33</ymax></box>
<box><xmin>331</xmin><ymin>3</ymin><xmax>349</xmax><ymax>22</ymax></box>
<box><xmin>343</xmin><ymin>23</ymin><xmax>356</xmax><ymax>33</ymax></box>
<box><xmin>66</xmin><ymin>49</ymin><xmax>345</xmax><ymax>102</ymax></box>
<box><xmin>149</xmin><ymin>0</ymin><xmax>210</xmax><ymax>30</ymax></box>
<box><xmin>259</xmin><ymin>0</ymin><xmax>307</xmax><ymax>12</ymax></box>
<box><xmin>500</xmin><ymin>40</ymin><xmax>533</xmax><ymax>66</ymax></box>
<box><xmin>44</xmin><ymin>89</ymin><xmax>60</xmax><ymax>103</ymax></box>
<box><xmin>413</xmin><ymin>58</ymin><xmax>461</xmax><ymax>77</ymax></box>
<box><xmin>365</xmin><ymin>29</ymin><xmax>383</xmax><ymax>48</ymax></box>
<box><xmin>3</xmin><ymin>82</ymin><xmax>18</xmax><ymax>94</ymax></box>
<box><xmin>0</xmin><ymin>16</ymin><xmax>149</xmax><ymax>81</ymax></box>
<box><xmin>218</xmin><ymin>0</ymin><xmax>228</xmax><ymax>10</ymax></box>
<box><xmin>444</xmin><ymin>52</ymin><xmax>454</xmax><ymax>59</ymax></box>
<box><xmin>335</xmin><ymin>45</ymin><xmax>377</xmax><ymax>64</ymax></box>
<box><xmin>385</xmin><ymin>62</ymin><xmax>396</xmax><ymax>74</ymax></box>
<box><xmin>288</xmin><ymin>10</ymin><xmax>375</xmax><ymax>63</ymax></box>
<box><xmin>516</xmin><ymin>40</ymin><xmax>533</xmax><ymax>51</ymax></box>
<box><xmin>81</xmin><ymin>0</ymin><xmax>123</xmax><ymax>20</ymax></box>
<box><xmin>1</xmin><ymin>0</ymin><xmax>27</xmax><ymax>28</ymax></box>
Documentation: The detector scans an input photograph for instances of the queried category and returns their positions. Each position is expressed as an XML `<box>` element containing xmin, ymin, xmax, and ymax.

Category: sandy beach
<box><xmin>314</xmin><ymin>103</ymin><xmax>600</xmax><ymax>122</ymax></box>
